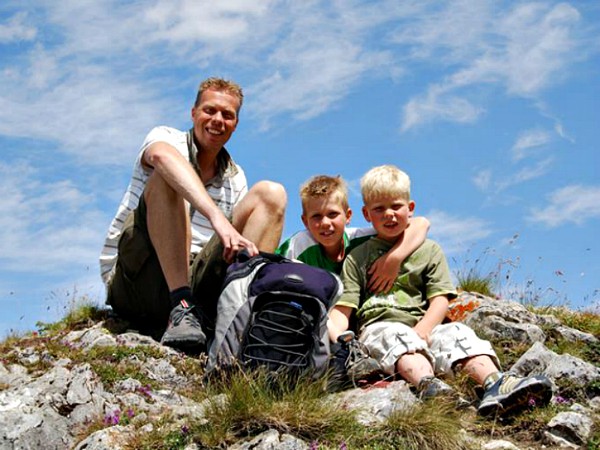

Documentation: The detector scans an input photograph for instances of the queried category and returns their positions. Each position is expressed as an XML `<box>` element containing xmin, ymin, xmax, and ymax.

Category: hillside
<box><xmin>1</xmin><ymin>292</ymin><xmax>598</xmax><ymax>449</ymax></box>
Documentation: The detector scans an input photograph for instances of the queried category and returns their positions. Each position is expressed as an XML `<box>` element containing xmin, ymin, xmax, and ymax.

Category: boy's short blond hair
<box><xmin>195</xmin><ymin>77</ymin><xmax>244</xmax><ymax>110</ymax></box>
<box><xmin>300</xmin><ymin>175</ymin><xmax>349</xmax><ymax>213</ymax></box>
<box><xmin>360</xmin><ymin>165</ymin><xmax>411</xmax><ymax>204</ymax></box>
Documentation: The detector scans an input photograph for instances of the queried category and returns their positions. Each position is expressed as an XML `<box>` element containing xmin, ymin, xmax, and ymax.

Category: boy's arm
<box><xmin>368</xmin><ymin>216</ymin><xmax>430</xmax><ymax>294</ymax></box>
<box><xmin>327</xmin><ymin>305</ymin><xmax>353</xmax><ymax>342</ymax></box>
<box><xmin>413</xmin><ymin>295</ymin><xmax>449</xmax><ymax>344</ymax></box>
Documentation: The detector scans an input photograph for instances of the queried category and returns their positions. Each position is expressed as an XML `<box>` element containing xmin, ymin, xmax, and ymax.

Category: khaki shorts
<box><xmin>107</xmin><ymin>194</ymin><xmax>227</xmax><ymax>333</ymax></box>
<box><xmin>360</xmin><ymin>321</ymin><xmax>500</xmax><ymax>376</ymax></box>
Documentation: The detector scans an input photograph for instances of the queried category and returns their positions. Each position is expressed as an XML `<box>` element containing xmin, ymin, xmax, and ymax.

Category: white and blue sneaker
<box><xmin>478</xmin><ymin>373</ymin><xmax>553</xmax><ymax>417</ymax></box>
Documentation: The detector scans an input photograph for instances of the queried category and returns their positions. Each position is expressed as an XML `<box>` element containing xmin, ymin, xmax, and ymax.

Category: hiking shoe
<box><xmin>160</xmin><ymin>300</ymin><xmax>207</xmax><ymax>352</ymax></box>
<box><xmin>478</xmin><ymin>373</ymin><xmax>553</xmax><ymax>417</ymax></box>
<box><xmin>344</xmin><ymin>332</ymin><xmax>384</xmax><ymax>386</ymax></box>
<box><xmin>417</xmin><ymin>376</ymin><xmax>456</xmax><ymax>400</ymax></box>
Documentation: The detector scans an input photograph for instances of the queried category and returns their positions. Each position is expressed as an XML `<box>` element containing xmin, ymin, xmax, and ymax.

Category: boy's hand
<box><xmin>367</xmin><ymin>252</ymin><xmax>401</xmax><ymax>294</ymax></box>
<box><xmin>413</xmin><ymin>322</ymin><xmax>432</xmax><ymax>345</ymax></box>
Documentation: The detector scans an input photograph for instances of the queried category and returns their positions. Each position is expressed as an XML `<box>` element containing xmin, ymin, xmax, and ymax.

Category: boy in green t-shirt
<box><xmin>276</xmin><ymin>175</ymin><xmax>430</xmax><ymax>293</ymax></box>
<box><xmin>328</xmin><ymin>165</ymin><xmax>552</xmax><ymax>417</ymax></box>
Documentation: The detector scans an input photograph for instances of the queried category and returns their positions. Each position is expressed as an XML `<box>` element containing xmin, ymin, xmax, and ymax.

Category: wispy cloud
<box><xmin>528</xmin><ymin>185</ymin><xmax>600</xmax><ymax>227</ymax></box>
<box><xmin>473</xmin><ymin>158</ymin><xmax>554</xmax><ymax>195</ymax></box>
<box><xmin>0</xmin><ymin>161</ymin><xmax>107</xmax><ymax>273</ymax></box>
<box><xmin>398</xmin><ymin>2</ymin><xmax>582</xmax><ymax>131</ymax></box>
<box><xmin>427</xmin><ymin>209</ymin><xmax>493</xmax><ymax>255</ymax></box>
<box><xmin>0</xmin><ymin>12</ymin><xmax>36</xmax><ymax>42</ymax></box>
<box><xmin>511</xmin><ymin>128</ymin><xmax>552</xmax><ymax>161</ymax></box>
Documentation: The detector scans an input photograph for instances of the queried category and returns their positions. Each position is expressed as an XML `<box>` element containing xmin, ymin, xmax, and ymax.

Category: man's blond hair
<box><xmin>300</xmin><ymin>175</ymin><xmax>349</xmax><ymax>213</ymax></box>
<box><xmin>361</xmin><ymin>165</ymin><xmax>411</xmax><ymax>204</ymax></box>
<box><xmin>194</xmin><ymin>77</ymin><xmax>244</xmax><ymax>110</ymax></box>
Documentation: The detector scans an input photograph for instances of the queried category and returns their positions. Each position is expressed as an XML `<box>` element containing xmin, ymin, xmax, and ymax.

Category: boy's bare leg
<box><xmin>460</xmin><ymin>355</ymin><xmax>501</xmax><ymax>385</ymax></box>
<box><xmin>395</xmin><ymin>353</ymin><xmax>434</xmax><ymax>386</ymax></box>
<box><xmin>232</xmin><ymin>181</ymin><xmax>287</xmax><ymax>252</ymax></box>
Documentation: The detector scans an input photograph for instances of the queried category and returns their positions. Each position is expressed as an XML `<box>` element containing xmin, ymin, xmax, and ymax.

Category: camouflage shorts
<box><xmin>359</xmin><ymin>321</ymin><xmax>500</xmax><ymax>375</ymax></box>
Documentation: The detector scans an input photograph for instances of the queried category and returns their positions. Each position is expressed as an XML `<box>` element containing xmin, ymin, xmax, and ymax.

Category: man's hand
<box><xmin>367</xmin><ymin>252</ymin><xmax>401</xmax><ymax>294</ymax></box>
<box><xmin>212</xmin><ymin>215</ymin><xmax>258</xmax><ymax>263</ymax></box>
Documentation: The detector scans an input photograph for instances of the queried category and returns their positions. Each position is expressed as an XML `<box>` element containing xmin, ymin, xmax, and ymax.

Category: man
<box><xmin>100</xmin><ymin>77</ymin><xmax>287</xmax><ymax>352</ymax></box>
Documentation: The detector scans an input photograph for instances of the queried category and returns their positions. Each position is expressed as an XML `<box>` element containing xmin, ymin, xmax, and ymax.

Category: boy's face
<box><xmin>362</xmin><ymin>196</ymin><xmax>415</xmax><ymax>242</ymax></box>
<box><xmin>302</xmin><ymin>196</ymin><xmax>352</xmax><ymax>252</ymax></box>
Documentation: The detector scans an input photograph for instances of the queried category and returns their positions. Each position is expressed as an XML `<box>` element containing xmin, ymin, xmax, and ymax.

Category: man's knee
<box><xmin>249</xmin><ymin>180</ymin><xmax>287</xmax><ymax>213</ymax></box>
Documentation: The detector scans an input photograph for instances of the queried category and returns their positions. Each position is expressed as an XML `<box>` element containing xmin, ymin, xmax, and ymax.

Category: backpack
<box><xmin>206</xmin><ymin>252</ymin><xmax>342</xmax><ymax>378</ymax></box>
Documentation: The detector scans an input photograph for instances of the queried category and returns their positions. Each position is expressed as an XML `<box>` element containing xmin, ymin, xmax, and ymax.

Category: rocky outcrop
<box><xmin>1</xmin><ymin>293</ymin><xmax>598</xmax><ymax>449</ymax></box>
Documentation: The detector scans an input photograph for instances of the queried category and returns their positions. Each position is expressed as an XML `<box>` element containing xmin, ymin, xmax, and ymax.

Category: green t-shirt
<box><xmin>337</xmin><ymin>238</ymin><xmax>457</xmax><ymax>330</ymax></box>
<box><xmin>276</xmin><ymin>227</ymin><xmax>375</xmax><ymax>274</ymax></box>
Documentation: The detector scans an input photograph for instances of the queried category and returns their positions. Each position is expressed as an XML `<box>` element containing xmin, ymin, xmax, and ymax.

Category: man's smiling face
<box><xmin>191</xmin><ymin>88</ymin><xmax>240</xmax><ymax>152</ymax></box>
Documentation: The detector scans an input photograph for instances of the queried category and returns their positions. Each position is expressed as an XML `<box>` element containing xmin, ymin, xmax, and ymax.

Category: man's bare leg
<box><xmin>145</xmin><ymin>171</ymin><xmax>190</xmax><ymax>291</ymax></box>
<box><xmin>232</xmin><ymin>180</ymin><xmax>287</xmax><ymax>251</ymax></box>
<box><xmin>145</xmin><ymin>172</ymin><xmax>206</xmax><ymax>349</ymax></box>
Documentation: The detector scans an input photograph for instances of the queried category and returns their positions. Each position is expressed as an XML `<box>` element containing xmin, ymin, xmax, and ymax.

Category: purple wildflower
<box><xmin>339</xmin><ymin>441</ymin><xmax>348</xmax><ymax>450</ymax></box>
<box><xmin>103</xmin><ymin>409</ymin><xmax>121</xmax><ymax>426</ymax></box>
<box><xmin>310</xmin><ymin>441</ymin><xmax>319</xmax><ymax>450</ymax></box>
<box><xmin>553</xmin><ymin>395</ymin><xmax>570</xmax><ymax>404</ymax></box>
<box><xmin>126</xmin><ymin>408</ymin><xmax>135</xmax><ymax>418</ymax></box>
<box><xmin>137</xmin><ymin>384</ymin><xmax>152</xmax><ymax>398</ymax></box>
<box><xmin>181</xmin><ymin>425</ymin><xmax>189</xmax><ymax>435</ymax></box>
<box><xmin>528</xmin><ymin>397</ymin><xmax>536</xmax><ymax>407</ymax></box>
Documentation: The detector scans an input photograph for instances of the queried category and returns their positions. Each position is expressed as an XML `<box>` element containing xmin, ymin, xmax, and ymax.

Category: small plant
<box><xmin>351</xmin><ymin>402</ymin><xmax>470</xmax><ymax>450</ymax></box>
<box><xmin>37</xmin><ymin>296</ymin><xmax>109</xmax><ymax>334</ymax></box>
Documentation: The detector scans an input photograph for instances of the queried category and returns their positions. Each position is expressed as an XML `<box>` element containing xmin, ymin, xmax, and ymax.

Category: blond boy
<box><xmin>328</xmin><ymin>165</ymin><xmax>552</xmax><ymax>416</ymax></box>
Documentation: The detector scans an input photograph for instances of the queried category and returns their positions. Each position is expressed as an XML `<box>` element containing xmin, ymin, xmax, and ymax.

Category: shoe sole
<box><xmin>161</xmin><ymin>334</ymin><xmax>207</xmax><ymax>353</ymax></box>
<box><xmin>478</xmin><ymin>378</ymin><xmax>553</xmax><ymax>417</ymax></box>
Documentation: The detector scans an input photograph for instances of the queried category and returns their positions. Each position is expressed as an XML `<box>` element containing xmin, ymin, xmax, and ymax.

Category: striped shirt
<box><xmin>99</xmin><ymin>126</ymin><xmax>248</xmax><ymax>285</ymax></box>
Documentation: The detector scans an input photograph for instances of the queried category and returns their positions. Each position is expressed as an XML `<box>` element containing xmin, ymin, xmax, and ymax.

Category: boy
<box><xmin>328</xmin><ymin>165</ymin><xmax>552</xmax><ymax>417</ymax></box>
<box><xmin>277</xmin><ymin>175</ymin><xmax>430</xmax><ymax>292</ymax></box>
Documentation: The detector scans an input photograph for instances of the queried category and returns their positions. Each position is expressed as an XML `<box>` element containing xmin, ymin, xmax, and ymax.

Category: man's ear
<box><xmin>409</xmin><ymin>200</ymin><xmax>416</xmax><ymax>217</ymax></box>
<box><xmin>362</xmin><ymin>206</ymin><xmax>371</xmax><ymax>223</ymax></box>
<box><xmin>301</xmin><ymin>214</ymin><xmax>308</xmax><ymax>229</ymax></box>
<box><xmin>345</xmin><ymin>208</ymin><xmax>353</xmax><ymax>224</ymax></box>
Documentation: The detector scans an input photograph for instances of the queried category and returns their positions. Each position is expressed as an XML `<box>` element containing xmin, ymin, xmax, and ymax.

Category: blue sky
<box><xmin>1</xmin><ymin>1</ymin><xmax>599</xmax><ymax>337</ymax></box>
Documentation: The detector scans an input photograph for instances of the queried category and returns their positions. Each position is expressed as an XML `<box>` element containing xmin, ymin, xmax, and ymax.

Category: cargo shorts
<box><xmin>107</xmin><ymin>194</ymin><xmax>227</xmax><ymax>333</ymax></box>
<box><xmin>359</xmin><ymin>321</ymin><xmax>500</xmax><ymax>376</ymax></box>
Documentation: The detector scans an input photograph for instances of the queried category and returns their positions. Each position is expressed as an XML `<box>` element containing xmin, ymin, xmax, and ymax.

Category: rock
<box><xmin>73</xmin><ymin>424</ymin><xmax>133</xmax><ymax>450</ymax></box>
<box><xmin>228</xmin><ymin>429</ymin><xmax>309</xmax><ymax>450</ymax></box>
<box><xmin>545</xmin><ymin>410</ymin><xmax>594</xmax><ymax>447</ymax></box>
<box><xmin>336</xmin><ymin>380</ymin><xmax>417</xmax><ymax>425</ymax></box>
<box><xmin>482</xmin><ymin>440</ymin><xmax>522</xmax><ymax>450</ymax></box>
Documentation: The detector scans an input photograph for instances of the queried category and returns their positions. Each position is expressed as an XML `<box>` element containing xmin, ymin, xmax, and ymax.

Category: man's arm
<box><xmin>368</xmin><ymin>216</ymin><xmax>430</xmax><ymax>293</ymax></box>
<box><xmin>412</xmin><ymin>295</ymin><xmax>449</xmax><ymax>344</ymax></box>
<box><xmin>144</xmin><ymin>142</ymin><xmax>258</xmax><ymax>260</ymax></box>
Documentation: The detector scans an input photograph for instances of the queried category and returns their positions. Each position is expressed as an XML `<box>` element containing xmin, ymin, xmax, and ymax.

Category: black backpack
<box><xmin>206</xmin><ymin>252</ymin><xmax>342</xmax><ymax>378</ymax></box>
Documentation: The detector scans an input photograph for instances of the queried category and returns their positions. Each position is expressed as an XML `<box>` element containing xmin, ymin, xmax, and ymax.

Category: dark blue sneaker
<box><xmin>478</xmin><ymin>373</ymin><xmax>553</xmax><ymax>417</ymax></box>
<box><xmin>417</xmin><ymin>376</ymin><xmax>456</xmax><ymax>399</ymax></box>
<box><xmin>160</xmin><ymin>300</ymin><xmax>207</xmax><ymax>352</ymax></box>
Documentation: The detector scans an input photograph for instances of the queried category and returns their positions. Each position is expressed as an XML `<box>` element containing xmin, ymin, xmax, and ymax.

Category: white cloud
<box><xmin>511</xmin><ymin>128</ymin><xmax>552</xmax><ymax>161</ymax></box>
<box><xmin>0</xmin><ymin>12</ymin><xmax>36</xmax><ymax>42</ymax></box>
<box><xmin>496</xmin><ymin>158</ymin><xmax>554</xmax><ymax>191</ymax></box>
<box><xmin>0</xmin><ymin>161</ymin><xmax>107</xmax><ymax>274</ymax></box>
<box><xmin>528</xmin><ymin>185</ymin><xmax>600</xmax><ymax>227</ymax></box>
<box><xmin>427</xmin><ymin>209</ymin><xmax>493</xmax><ymax>255</ymax></box>
<box><xmin>473</xmin><ymin>169</ymin><xmax>492</xmax><ymax>191</ymax></box>
<box><xmin>401</xmin><ymin>88</ymin><xmax>484</xmax><ymax>132</ymax></box>
<box><xmin>399</xmin><ymin>2</ymin><xmax>582</xmax><ymax>131</ymax></box>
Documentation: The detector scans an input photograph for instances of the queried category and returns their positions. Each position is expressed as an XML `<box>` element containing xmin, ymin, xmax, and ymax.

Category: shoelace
<box><xmin>171</xmin><ymin>305</ymin><xmax>201</xmax><ymax>328</ymax></box>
